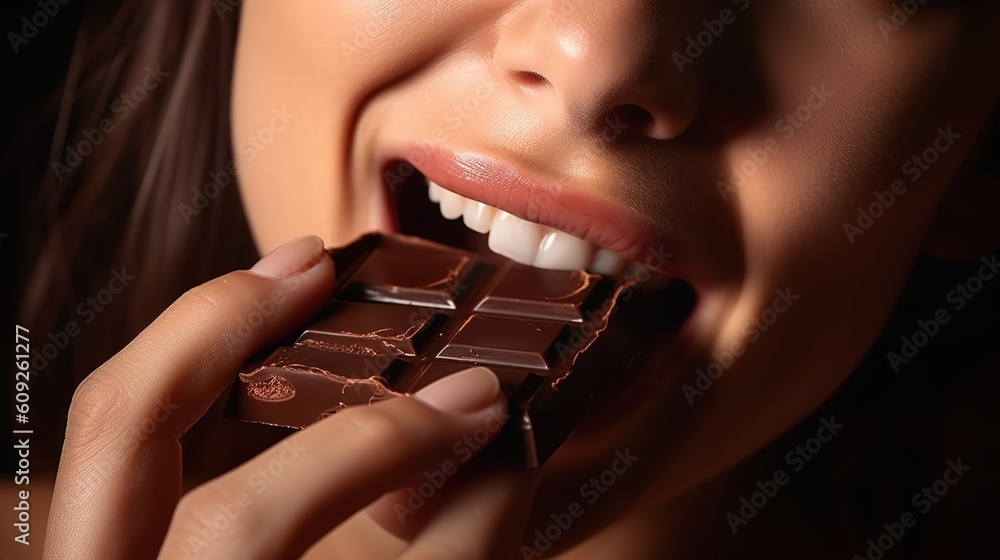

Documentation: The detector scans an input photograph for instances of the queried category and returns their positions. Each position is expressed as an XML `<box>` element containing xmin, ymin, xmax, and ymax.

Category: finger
<box><xmin>363</xmin><ymin>451</ymin><xmax>539</xmax><ymax>549</ymax></box>
<box><xmin>398</xmin><ymin>467</ymin><xmax>542</xmax><ymax>560</ymax></box>
<box><xmin>45</xmin><ymin>236</ymin><xmax>335</xmax><ymax>560</ymax></box>
<box><xmin>157</xmin><ymin>366</ymin><xmax>510</xmax><ymax>560</ymax></box>
<box><xmin>366</xmin><ymin>451</ymin><xmax>515</xmax><ymax>541</ymax></box>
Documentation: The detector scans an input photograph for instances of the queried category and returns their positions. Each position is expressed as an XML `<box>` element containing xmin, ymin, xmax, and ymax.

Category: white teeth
<box><xmin>439</xmin><ymin>189</ymin><xmax>465</xmax><ymax>220</ymax></box>
<box><xmin>590</xmin><ymin>249</ymin><xmax>626</xmax><ymax>275</ymax></box>
<box><xmin>533</xmin><ymin>230</ymin><xmax>593</xmax><ymax>270</ymax></box>
<box><xmin>463</xmin><ymin>201</ymin><xmax>495</xmax><ymax>233</ymax></box>
<box><xmin>428</xmin><ymin>180</ymin><xmax>443</xmax><ymax>203</ymax></box>
<box><xmin>488</xmin><ymin>211</ymin><xmax>543</xmax><ymax>265</ymax></box>
<box><xmin>425</xmin><ymin>177</ymin><xmax>628</xmax><ymax>274</ymax></box>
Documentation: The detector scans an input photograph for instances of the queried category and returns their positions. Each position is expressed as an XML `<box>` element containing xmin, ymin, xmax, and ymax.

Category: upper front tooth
<box><xmin>463</xmin><ymin>201</ymin><xmax>495</xmax><ymax>234</ymax></box>
<box><xmin>439</xmin><ymin>188</ymin><xmax>465</xmax><ymax>220</ymax></box>
<box><xmin>488</xmin><ymin>211</ymin><xmax>543</xmax><ymax>265</ymax></box>
<box><xmin>533</xmin><ymin>230</ymin><xmax>593</xmax><ymax>270</ymax></box>
<box><xmin>428</xmin><ymin>180</ymin><xmax>443</xmax><ymax>203</ymax></box>
<box><xmin>427</xmin><ymin>180</ymin><xmax>628</xmax><ymax>275</ymax></box>
<box><xmin>589</xmin><ymin>249</ymin><xmax>625</xmax><ymax>275</ymax></box>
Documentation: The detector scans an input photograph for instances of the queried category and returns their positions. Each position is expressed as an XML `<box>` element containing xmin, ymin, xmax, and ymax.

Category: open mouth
<box><xmin>377</xmin><ymin>151</ymin><xmax>698</xmax><ymax>439</ymax></box>
<box><xmin>380</xmin><ymin>149</ymin><xmax>668</xmax><ymax>276</ymax></box>
<box><xmin>388</xmin><ymin>163</ymin><xmax>628</xmax><ymax>273</ymax></box>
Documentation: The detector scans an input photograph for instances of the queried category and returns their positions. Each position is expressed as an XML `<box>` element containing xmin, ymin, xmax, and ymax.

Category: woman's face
<box><xmin>232</xmin><ymin>0</ymin><xmax>988</xmax><ymax>549</ymax></box>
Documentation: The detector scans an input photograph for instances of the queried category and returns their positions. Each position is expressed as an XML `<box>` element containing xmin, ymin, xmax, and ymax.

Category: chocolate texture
<box><xmin>225</xmin><ymin>233</ymin><xmax>692</xmax><ymax>466</ymax></box>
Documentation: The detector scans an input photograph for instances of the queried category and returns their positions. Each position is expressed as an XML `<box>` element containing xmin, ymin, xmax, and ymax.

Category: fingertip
<box><xmin>413</xmin><ymin>366</ymin><xmax>503</xmax><ymax>415</ymax></box>
<box><xmin>249</xmin><ymin>235</ymin><xmax>327</xmax><ymax>279</ymax></box>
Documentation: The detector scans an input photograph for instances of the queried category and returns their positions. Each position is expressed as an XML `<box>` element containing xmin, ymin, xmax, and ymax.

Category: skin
<box><xmin>44</xmin><ymin>0</ymin><xmax>999</xmax><ymax>558</ymax></box>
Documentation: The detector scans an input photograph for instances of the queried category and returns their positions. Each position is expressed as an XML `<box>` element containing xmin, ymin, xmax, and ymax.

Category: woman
<box><xmin>12</xmin><ymin>0</ymin><xmax>999</xmax><ymax>558</ymax></box>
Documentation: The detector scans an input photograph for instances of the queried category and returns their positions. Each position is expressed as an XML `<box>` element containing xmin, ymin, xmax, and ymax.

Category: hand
<box><xmin>43</xmin><ymin>236</ymin><xmax>537</xmax><ymax>560</ymax></box>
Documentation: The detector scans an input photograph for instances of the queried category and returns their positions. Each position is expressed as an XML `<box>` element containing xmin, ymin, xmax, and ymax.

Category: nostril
<box><xmin>618</xmin><ymin>104</ymin><xmax>655</xmax><ymax>127</ymax></box>
<box><xmin>600</xmin><ymin>104</ymin><xmax>655</xmax><ymax>140</ymax></box>
<box><xmin>510</xmin><ymin>70</ymin><xmax>551</xmax><ymax>89</ymax></box>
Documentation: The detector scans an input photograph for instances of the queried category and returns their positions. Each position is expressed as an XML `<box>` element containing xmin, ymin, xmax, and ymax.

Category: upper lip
<box><xmin>391</xmin><ymin>146</ymin><xmax>670</xmax><ymax>269</ymax></box>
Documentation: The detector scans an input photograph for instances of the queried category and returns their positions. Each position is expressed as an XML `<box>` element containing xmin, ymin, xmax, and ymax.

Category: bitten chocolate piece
<box><xmin>225</xmin><ymin>233</ymin><xmax>693</xmax><ymax>467</ymax></box>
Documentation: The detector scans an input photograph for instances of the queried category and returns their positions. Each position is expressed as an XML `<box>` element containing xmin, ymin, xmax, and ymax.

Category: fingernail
<box><xmin>250</xmin><ymin>236</ymin><xmax>326</xmax><ymax>279</ymax></box>
<box><xmin>414</xmin><ymin>366</ymin><xmax>501</xmax><ymax>414</ymax></box>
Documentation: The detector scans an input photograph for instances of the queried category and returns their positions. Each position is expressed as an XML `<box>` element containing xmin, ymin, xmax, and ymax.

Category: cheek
<box><xmin>231</xmin><ymin>1</ymin><xmax>481</xmax><ymax>252</ymax></box>
<box><xmin>719</xmin><ymin>5</ymin><xmax>964</xmax><ymax>298</ymax></box>
<box><xmin>638</xmin><ymin>6</ymin><xmax>975</xmax><ymax>503</ymax></box>
<box><xmin>232</xmin><ymin>1</ymin><xmax>353</xmax><ymax>251</ymax></box>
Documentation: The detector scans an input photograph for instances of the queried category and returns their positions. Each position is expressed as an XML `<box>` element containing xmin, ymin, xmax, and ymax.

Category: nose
<box><xmin>492</xmin><ymin>0</ymin><xmax>698</xmax><ymax>140</ymax></box>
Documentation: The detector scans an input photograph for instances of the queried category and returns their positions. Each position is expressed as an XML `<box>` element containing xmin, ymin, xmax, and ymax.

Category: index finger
<box><xmin>45</xmin><ymin>236</ymin><xmax>335</xmax><ymax>560</ymax></box>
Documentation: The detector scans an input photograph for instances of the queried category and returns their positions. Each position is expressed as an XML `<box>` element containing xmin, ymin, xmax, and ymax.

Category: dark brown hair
<box><xmin>16</xmin><ymin>0</ymin><xmax>255</xmax><ymax>467</ymax></box>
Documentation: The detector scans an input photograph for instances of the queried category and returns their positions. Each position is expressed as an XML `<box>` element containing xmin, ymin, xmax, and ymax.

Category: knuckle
<box><xmin>170</xmin><ymin>273</ymin><xmax>275</xmax><ymax>350</ymax></box>
<box><xmin>66</xmin><ymin>377</ymin><xmax>133</xmax><ymax>450</ymax></box>
<box><xmin>176</xmin><ymin>280</ymin><xmax>234</xmax><ymax>319</ymax></box>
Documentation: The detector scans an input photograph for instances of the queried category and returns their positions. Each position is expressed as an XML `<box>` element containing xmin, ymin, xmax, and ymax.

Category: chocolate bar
<box><xmin>225</xmin><ymin>233</ymin><xmax>693</xmax><ymax>466</ymax></box>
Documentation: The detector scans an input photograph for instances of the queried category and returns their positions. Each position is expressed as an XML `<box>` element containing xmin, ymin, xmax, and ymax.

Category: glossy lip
<box><xmin>384</xmin><ymin>147</ymin><xmax>679</xmax><ymax>274</ymax></box>
<box><xmin>372</xmin><ymin>145</ymin><xmax>703</xmax><ymax>457</ymax></box>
